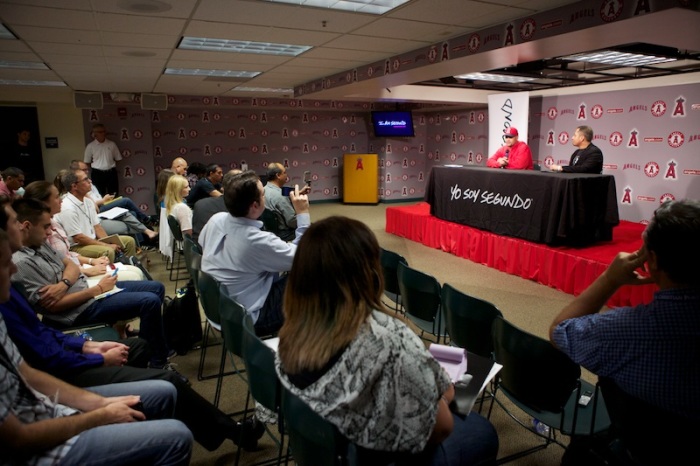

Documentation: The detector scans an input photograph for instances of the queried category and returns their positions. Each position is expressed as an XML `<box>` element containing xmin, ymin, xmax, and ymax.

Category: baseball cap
<box><xmin>504</xmin><ymin>127</ymin><xmax>518</xmax><ymax>137</ymax></box>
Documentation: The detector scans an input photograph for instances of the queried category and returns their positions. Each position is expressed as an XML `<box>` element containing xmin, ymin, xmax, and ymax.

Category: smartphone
<box><xmin>303</xmin><ymin>170</ymin><xmax>311</xmax><ymax>186</ymax></box>
<box><xmin>578</xmin><ymin>390</ymin><xmax>593</xmax><ymax>406</ymax></box>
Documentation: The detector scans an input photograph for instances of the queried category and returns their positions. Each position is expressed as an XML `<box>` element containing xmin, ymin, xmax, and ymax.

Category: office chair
<box><xmin>489</xmin><ymin>316</ymin><xmax>611</xmax><ymax>464</ymax></box>
<box><xmin>396</xmin><ymin>262</ymin><xmax>447</xmax><ymax>344</ymax></box>
<box><xmin>166</xmin><ymin>214</ymin><xmax>188</xmax><ymax>283</ymax></box>
<box><xmin>380</xmin><ymin>247</ymin><xmax>407</xmax><ymax>314</ymax></box>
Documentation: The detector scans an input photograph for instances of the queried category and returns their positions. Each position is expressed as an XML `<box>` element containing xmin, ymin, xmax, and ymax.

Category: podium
<box><xmin>343</xmin><ymin>153</ymin><xmax>378</xmax><ymax>204</ymax></box>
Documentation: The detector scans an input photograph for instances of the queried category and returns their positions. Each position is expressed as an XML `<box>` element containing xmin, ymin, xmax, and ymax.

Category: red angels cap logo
<box><xmin>558</xmin><ymin>132</ymin><xmax>570</xmax><ymax>144</ymax></box>
<box><xmin>668</xmin><ymin>131</ymin><xmax>684</xmax><ymax>148</ymax></box>
<box><xmin>547</xmin><ymin>107</ymin><xmax>558</xmax><ymax>120</ymax></box>
<box><xmin>651</xmin><ymin>101</ymin><xmax>667</xmax><ymax>117</ymax></box>
<box><xmin>600</xmin><ymin>0</ymin><xmax>624</xmax><ymax>22</ymax></box>
<box><xmin>467</xmin><ymin>34</ymin><xmax>481</xmax><ymax>53</ymax></box>
<box><xmin>609</xmin><ymin>132</ymin><xmax>623</xmax><ymax>147</ymax></box>
<box><xmin>591</xmin><ymin>105</ymin><xmax>604</xmax><ymax>119</ymax></box>
<box><xmin>644</xmin><ymin>162</ymin><xmax>660</xmax><ymax>177</ymax></box>
<box><xmin>660</xmin><ymin>193</ymin><xmax>676</xmax><ymax>203</ymax></box>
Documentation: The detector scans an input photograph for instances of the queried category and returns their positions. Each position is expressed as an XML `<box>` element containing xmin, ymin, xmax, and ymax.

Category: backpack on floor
<box><xmin>162</xmin><ymin>279</ymin><xmax>203</xmax><ymax>355</ymax></box>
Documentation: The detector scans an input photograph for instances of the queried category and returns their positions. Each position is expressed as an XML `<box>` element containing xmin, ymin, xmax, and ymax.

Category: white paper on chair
<box><xmin>429</xmin><ymin>343</ymin><xmax>467</xmax><ymax>382</ymax></box>
<box><xmin>97</xmin><ymin>207</ymin><xmax>129</xmax><ymax>220</ymax></box>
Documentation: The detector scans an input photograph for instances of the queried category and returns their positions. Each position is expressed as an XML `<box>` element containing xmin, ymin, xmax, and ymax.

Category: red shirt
<box><xmin>486</xmin><ymin>141</ymin><xmax>533</xmax><ymax>170</ymax></box>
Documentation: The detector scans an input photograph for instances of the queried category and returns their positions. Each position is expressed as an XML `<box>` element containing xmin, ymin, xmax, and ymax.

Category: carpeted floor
<box><xmin>145</xmin><ymin>200</ymin><xmax>614</xmax><ymax>465</ymax></box>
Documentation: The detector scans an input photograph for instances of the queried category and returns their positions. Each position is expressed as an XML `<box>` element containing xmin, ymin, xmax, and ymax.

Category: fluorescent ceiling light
<box><xmin>455</xmin><ymin>72</ymin><xmax>536</xmax><ymax>83</ymax></box>
<box><xmin>0</xmin><ymin>23</ymin><xmax>17</xmax><ymax>40</ymax></box>
<box><xmin>0</xmin><ymin>60</ymin><xmax>48</xmax><ymax>70</ymax></box>
<box><xmin>234</xmin><ymin>86</ymin><xmax>294</xmax><ymax>93</ymax></box>
<box><xmin>179</xmin><ymin>37</ymin><xmax>311</xmax><ymax>56</ymax></box>
<box><xmin>261</xmin><ymin>0</ymin><xmax>411</xmax><ymax>15</ymax></box>
<box><xmin>0</xmin><ymin>79</ymin><xmax>66</xmax><ymax>86</ymax></box>
<box><xmin>563</xmin><ymin>50</ymin><xmax>677</xmax><ymax>66</ymax></box>
<box><xmin>164</xmin><ymin>68</ymin><xmax>261</xmax><ymax>78</ymax></box>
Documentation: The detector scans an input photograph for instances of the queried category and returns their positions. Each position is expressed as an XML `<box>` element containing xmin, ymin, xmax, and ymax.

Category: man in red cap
<box><xmin>486</xmin><ymin>127</ymin><xmax>533</xmax><ymax>170</ymax></box>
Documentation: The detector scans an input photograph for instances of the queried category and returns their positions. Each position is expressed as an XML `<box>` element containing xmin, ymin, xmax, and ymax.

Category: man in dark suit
<box><xmin>550</xmin><ymin>125</ymin><xmax>603</xmax><ymax>174</ymax></box>
<box><xmin>191</xmin><ymin>169</ymin><xmax>240</xmax><ymax>242</ymax></box>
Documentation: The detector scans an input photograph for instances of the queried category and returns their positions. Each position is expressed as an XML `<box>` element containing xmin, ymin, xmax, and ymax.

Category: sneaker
<box><xmin>235</xmin><ymin>417</ymin><xmax>266</xmax><ymax>451</ymax></box>
<box><xmin>149</xmin><ymin>361</ymin><xmax>190</xmax><ymax>385</ymax></box>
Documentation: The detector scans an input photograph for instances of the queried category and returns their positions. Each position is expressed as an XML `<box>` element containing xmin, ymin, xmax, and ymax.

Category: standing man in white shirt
<box><xmin>83</xmin><ymin>123</ymin><xmax>121</xmax><ymax>197</ymax></box>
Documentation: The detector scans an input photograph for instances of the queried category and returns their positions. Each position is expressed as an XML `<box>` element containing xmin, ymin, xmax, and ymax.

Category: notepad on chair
<box><xmin>94</xmin><ymin>286</ymin><xmax>123</xmax><ymax>300</ymax></box>
<box><xmin>429</xmin><ymin>343</ymin><xmax>467</xmax><ymax>383</ymax></box>
<box><xmin>98</xmin><ymin>234</ymin><xmax>125</xmax><ymax>249</ymax></box>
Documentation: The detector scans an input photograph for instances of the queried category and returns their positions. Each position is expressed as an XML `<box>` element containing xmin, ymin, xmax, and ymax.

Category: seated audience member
<box><xmin>192</xmin><ymin>169</ymin><xmax>240</xmax><ymax>242</ymax></box>
<box><xmin>156</xmin><ymin>169</ymin><xmax>176</xmax><ymax>259</ymax></box>
<box><xmin>486</xmin><ymin>127</ymin><xmax>533</xmax><ymax>170</ymax></box>
<box><xmin>550</xmin><ymin>125</ymin><xmax>604</xmax><ymax>173</ymax></box>
<box><xmin>0</xmin><ymin>228</ymin><xmax>194</xmax><ymax>466</ymax></box>
<box><xmin>165</xmin><ymin>175</ymin><xmax>193</xmax><ymax>237</ymax></box>
<box><xmin>21</xmin><ymin>181</ymin><xmax>144</xmax><ymax>284</ymax></box>
<box><xmin>55</xmin><ymin>169</ymin><xmax>137</xmax><ymax>261</ymax></box>
<box><xmin>550</xmin><ymin>199</ymin><xmax>700</xmax><ymax>465</ymax></box>
<box><xmin>10</xmin><ymin>198</ymin><xmax>171</xmax><ymax>369</ymax></box>
<box><xmin>186</xmin><ymin>163</ymin><xmax>223</xmax><ymax>208</ymax></box>
<box><xmin>0</xmin><ymin>167</ymin><xmax>25</xmax><ymax>199</ymax></box>
<box><xmin>70</xmin><ymin>160</ymin><xmax>155</xmax><ymax>227</ymax></box>
<box><xmin>276</xmin><ymin>216</ymin><xmax>499</xmax><ymax>464</ymax></box>
<box><xmin>171</xmin><ymin>157</ymin><xmax>188</xmax><ymax>176</ymax></box>
<box><xmin>263</xmin><ymin>162</ymin><xmax>311</xmax><ymax>241</ymax></box>
<box><xmin>0</xmin><ymin>209</ymin><xmax>266</xmax><ymax>452</ymax></box>
<box><xmin>199</xmin><ymin>170</ymin><xmax>310</xmax><ymax>336</ymax></box>
<box><xmin>186</xmin><ymin>161</ymin><xmax>207</xmax><ymax>189</ymax></box>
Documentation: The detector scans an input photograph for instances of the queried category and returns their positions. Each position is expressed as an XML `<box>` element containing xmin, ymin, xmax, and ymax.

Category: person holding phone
<box><xmin>263</xmin><ymin>162</ymin><xmax>310</xmax><ymax>241</ymax></box>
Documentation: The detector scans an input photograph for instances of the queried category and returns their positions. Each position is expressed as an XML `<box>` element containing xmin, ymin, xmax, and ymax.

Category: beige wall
<box><xmin>35</xmin><ymin>102</ymin><xmax>85</xmax><ymax>181</ymax></box>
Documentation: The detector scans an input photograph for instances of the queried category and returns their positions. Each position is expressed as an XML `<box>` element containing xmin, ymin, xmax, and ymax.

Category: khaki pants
<box><xmin>72</xmin><ymin>235</ymin><xmax>137</xmax><ymax>262</ymax></box>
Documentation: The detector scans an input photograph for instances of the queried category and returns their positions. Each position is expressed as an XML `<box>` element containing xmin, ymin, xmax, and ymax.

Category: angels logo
<box><xmin>139</xmin><ymin>203</ymin><xmax>148</xmax><ymax>212</ymax></box>
<box><xmin>260</xmin><ymin>99</ymin><xmax>267</xmax><ymax>106</ymax></box>
<box><xmin>136</xmin><ymin>167</ymin><xmax>146</xmax><ymax>177</ymax></box>
<box><xmin>664</xmin><ymin>160</ymin><xmax>678</xmax><ymax>180</ymax></box>
<box><xmin>232</xmin><ymin>98</ymin><xmax>240</xmax><ymax>105</ymax></box>
<box><xmin>403</xmin><ymin>145</ymin><xmax>409</xmax><ymax>153</ymax></box>
<box><xmin>660</xmin><ymin>193</ymin><xmax>676</xmax><ymax>204</ymax></box>
<box><xmin>519</xmin><ymin>18</ymin><xmax>536</xmax><ymax>41</ymax></box>
<box><xmin>402</xmin><ymin>158</ymin><xmax>409</xmax><ymax>168</ymax></box>
<box><xmin>644</xmin><ymin>162</ymin><xmax>660</xmax><ymax>177</ymax></box>
<box><xmin>386</xmin><ymin>160</ymin><xmax>393</xmax><ymax>167</ymax></box>
<box><xmin>651</xmin><ymin>100</ymin><xmax>667</xmax><ymax>117</ymax></box>
<box><xmin>393</xmin><ymin>59</ymin><xmax>400</xmax><ymax>72</ymax></box>
<box><xmin>451</xmin><ymin>115</ymin><xmax>458</xmax><ymax>124</ymax></box>
<box><xmin>544</xmin><ymin>156</ymin><xmax>555</xmax><ymax>168</ymax></box>
<box><xmin>558</xmin><ymin>132</ymin><xmax>570</xmax><ymax>145</ymax></box>
<box><xmin>89</xmin><ymin>110</ymin><xmax>99</xmax><ymax>121</ymax></box>
<box><xmin>547</xmin><ymin>107</ymin><xmax>558</xmax><ymax>120</ymax></box>
<box><xmin>325</xmin><ymin>188</ymin><xmax>332</xmax><ymax>196</ymax></box>
<box><xmin>435</xmin><ymin>134</ymin><xmax>442</xmax><ymax>142</ymax></box>
<box><xmin>152</xmin><ymin>111</ymin><xmax>160</xmax><ymax>123</ymax></box>
<box><xmin>350</xmin><ymin>130</ymin><xmax>357</xmax><ymax>137</ymax></box>
<box><xmin>600</xmin><ymin>0</ymin><xmax>623</xmax><ymax>22</ymax></box>
<box><xmin>409</xmin><ymin>187</ymin><xmax>416</xmax><ymax>195</ymax></box>
<box><xmin>228</xmin><ymin>129</ymin><xmax>236</xmax><ymax>138</ymax></box>
<box><xmin>261</xmin><ymin>129</ymin><xmax>269</xmax><ymax>137</ymax></box>
<box><xmin>458</xmin><ymin>134</ymin><xmax>466</xmax><ymax>143</ymax></box>
<box><xmin>332</xmin><ymin>129</ymin><xmax>339</xmax><ymax>139</ymax></box>
<box><xmin>203</xmin><ymin>145</ymin><xmax>212</xmax><ymax>157</ymax></box>
<box><xmin>179</xmin><ymin>147</ymin><xmax>187</xmax><ymax>155</ymax></box>
<box><xmin>672</xmin><ymin>96</ymin><xmax>686</xmax><ymax>117</ymax></box>
<box><xmin>386</xmin><ymin>144</ymin><xmax>392</xmax><ymax>155</ymax></box>
<box><xmin>251</xmin><ymin>145</ymin><xmax>259</xmax><ymax>154</ymax></box>
<box><xmin>303</xmin><ymin>143</ymin><xmax>310</xmax><ymax>154</ymax></box>
<box><xmin>152</xmin><ymin>130</ymin><xmax>161</xmax><ymax>139</ymax></box>
<box><xmin>202</xmin><ymin>97</ymin><xmax>211</xmax><ymax>105</ymax></box>
<box><xmin>503</xmin><ymin>23</ymin><xmax>514</xmax><ymax>46</ymax></box>
<box><xmin>121</xmin><ymin>149</ymin><xmax>132</xmax><ymax>159</ymax></box>
<box><xmin>410</xmin><ymin>160</ymin><xmax>416</xmax><ymax>167</ymax></box>
<box><xmin>260</xmin><ymin>112</ymin><xmax>268</xmax><ymax>123</ymax></box>
<box><xmin>189</xmin><ymin>129</ymin><xmax>198</xmax><ymax>139</ymax></box>
<box><xmin>628</xmin><ymin>129</ymin><xmax>639</xmax><ymax>148</ymax></box>
<box><xmin>282</xmin><ymin>114</ymin><xmax>289</xmax><ymax>122</ymax></box>
<box><xmin>591</xmin><ymin>105</ymin><xmax>604</xmax><ymax>119</ymax></box>
<box><xmin>154</xmin><ymin>146</ymin><xmax>163</xmax><ymax>158</ymax></box>
<box><xmin>311</xmin><ymin>114</ymin><xmax>318</xmax><ymax>122</ymax></box>
<box><xmin>577</xmin><ymin>103</ymin><xmax>587</xmax><ymax>120</ymax></box>
<box><xmin>282</xmin><ymin>145</ymin><xmax>289</xmax><ymax>153</ymax></box>
<box><xmin>546</xmin><ymin>131</ymin><xmax>555</xmax><ymax>146</ymax></box>
<box><xmin>440</xmin><ymin>43</ymin><xmax>449</xmax><ymax>61</ymax></box>
<box><xmin>609</xmin><ymin>132</ymin><xmax>623</xmax><ymax>147</ymax></box>
<box><xmin>177</xmin><ymin>113</ymin><xmax>185</xmax><ymax>120</ymax></box>
<box><xmin>292</xmin><ymin>129</ymin><xmax>299</xmax><ymax>138</ymax></box>
<box><xmin>428</xmin><ymin>46</ymin><xmax>438</xmax><ymax>63</ymax></box>
<box><xmin>178</xmin><ymin>129</ymin><xmax>186</xmax><ymax>140</ymax></box>
<box><xmin>476</xmin><ymin>153</ymin><xmax>484</xmax><ymax>163</ymax></box>
<box><xmin>401</xmin><ymin>187</ymin><xmax>408</xmax><ymax>197</ymax></box>
<box><xmin>621</xmin><ymin>187</ymin><xmax>632</xmax><ymax>204</ymax></box>
<box><xmin>311</xmin><ymin>144</ymin><xmax>318</xmax><ymax>152</ymax></box>
<box><xmin>120</xmin><ymin>129</ymin><xmax>129</xmax><ymax>141</ymax></box>
<box><xmin>249</xmin><ymin>114</ymin><xmax>258</xmax><ymax>122</ymax></box>
<box><xmin>384</xmin><ymin>189</ymin><xmax>391</xmax><ymax>197</ymax></box>
<box><xmin>668</xmin><ymin>131</ymin><xmax>684</xmax><ymax>148</ymax></box>
<box><xmin>214</xmin><ymin>146</ymin><xmax>223</xmax><ymax>154</ymax></box>
<box><xmin>367</xmin><ymin>66</ymin><xmax>374</xmax><ymax>77</ymax></box>
<box><xmin>386</xmin><ymin>173</ymin><xmax>392</xmax><ymax>183</ymax></box>
<box><xmin>450</xmin><ymin>153</ymin><xmax>457</xmax><ymax>161</ymax></box>
<box><xmin>124</xmin><ymin>186</ymin><xmax>134</xmax><ymax>195</ymax></box>
<box><xmin>427</xmin><ymin>152</ymin><xmax>434</xmax><ymax>160</ymax></box>
<box><xmin>477</xmin><ymin>113</ymin><xmax>485</xmax><ymax>123</ymax></box>
<box><xmin>451</xmin><ymin>132</ymin><xmax>457</xmax><ymax>144</ymax></box>
<box><xmin>345</xmin><ymin>72</ymin><xmax>352</xmax><ymax>83</ymax></box>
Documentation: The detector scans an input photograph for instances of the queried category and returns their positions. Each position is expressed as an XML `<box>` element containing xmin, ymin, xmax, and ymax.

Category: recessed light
<box><xmin>0</xmin><ymin>60</ymin><xmax>48</xmax><ymax>69</ymax></box>
<box><xmin>179</xmin><ymin>37</ymin><xmax>312</xmax><ymax>57</ymax></box>
<box><xmin>117</xmin><ymin>0</ymin><xmax>172</xmax><ymax>13</ymax></box>
<box><xmin>164</xmin><ymin>68</ymin><xmax>261</xmax><ymax>78</ymax></box>
<box><xmin>563</xmin><ymin>50</ymin><xmax>676</xmax><ymax>67</ymax></box>
<box><xmin>233</xmin><ymin>86</ymin><xmax>294</xmax><ymax>93</ymax></box>
<box><xmin>261</xmin><ymin>0</ymin><xmax>411</xmax><ymax>15</ymax></box>
<box><xmin>0</xmin><ymin>79</ymin><xmax>66</xmax><ymax>86</ymax></box>
<box><xmin>454</xmin><ymin>72</ymin><xmax>536</xmax><ymax>83</ymax></box>
<box><xmin>123</xmin><ymin>50</ymin><xmax>158</xmax><ymax>57</ymax></box>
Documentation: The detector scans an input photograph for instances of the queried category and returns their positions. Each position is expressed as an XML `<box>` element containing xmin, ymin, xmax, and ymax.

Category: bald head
<box><xmin>171</xmin><ymin>158</ymin><xmax>188</xmax><ymax>175</ymax></box>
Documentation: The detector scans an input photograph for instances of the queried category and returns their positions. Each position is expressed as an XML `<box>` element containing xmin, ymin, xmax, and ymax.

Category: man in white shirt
<box><xmin>199</xmin><ymin>170</ymin><xmax>309</xmax><ymax>336</ymax></box>
<box><xmin>83</xmin><ymin>123</ymin><xmax>121</xmax><ymax>196</ymax></box>
<box><xmin>56</xmin><ymin>169</ymin><xmax>137</xmax><ymax>262</ymax></box>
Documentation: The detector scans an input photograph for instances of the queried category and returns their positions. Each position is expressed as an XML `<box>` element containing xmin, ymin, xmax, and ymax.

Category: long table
<box><xmin>425</xmin><ymin>166</ymin><xmax>619</xmax><ymax>246</ymax></box>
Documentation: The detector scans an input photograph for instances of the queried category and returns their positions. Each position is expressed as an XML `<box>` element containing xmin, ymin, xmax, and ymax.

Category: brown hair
<box><xmin>278</xmin><ymin>216</ymin><xmax>387</xmax><ymax>373</ymax></box>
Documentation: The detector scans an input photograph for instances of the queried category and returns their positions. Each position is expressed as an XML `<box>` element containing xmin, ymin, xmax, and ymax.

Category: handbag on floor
<box><xmin>163</xmin><ymin>279</ymin><xmax>203</xmax><ymax>355</ymax></box>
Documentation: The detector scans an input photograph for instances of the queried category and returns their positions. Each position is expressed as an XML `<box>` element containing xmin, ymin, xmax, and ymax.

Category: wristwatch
<box><xmin>61</xmin><ymin>278</ymin><xmax>71</xmax><ymax>288</ymax></box>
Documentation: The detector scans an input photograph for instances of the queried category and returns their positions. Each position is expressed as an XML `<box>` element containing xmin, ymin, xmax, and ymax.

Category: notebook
<box><xmin>429</xmin><ymin>343</ymin><xmax>467</xmax><ymax>382</ymax></box>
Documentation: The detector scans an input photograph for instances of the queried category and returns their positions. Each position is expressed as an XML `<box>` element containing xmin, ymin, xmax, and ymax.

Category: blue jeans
<box><xmin>100</xmin><ymin>197</ymin><xmax>150</xmax><ymax>223</ymax></box>
<box><xmin>426</xmin><ymin>412</ymin><xmax>499</xmax><ymax>466</ymax></box>
<box><xmin>77</xmin><ymin>281</ymin><xmax>169</xmax><ymax>366</ymax></box>
<box><xmin>59</xmin><ymin>380</ymin><xmax>192</xmax><ymax>466</ymax></box>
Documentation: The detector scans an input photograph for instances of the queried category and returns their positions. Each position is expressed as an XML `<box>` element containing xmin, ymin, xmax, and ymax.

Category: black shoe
<box><xmin>149</xmin><ymin>361</ymin><xmax>190</xmax><ymax>386</ymax></box>
<box><xmin>235</xmin><ymin>417</ymin><xmax>266</xmax><ymax>451</ymax></box>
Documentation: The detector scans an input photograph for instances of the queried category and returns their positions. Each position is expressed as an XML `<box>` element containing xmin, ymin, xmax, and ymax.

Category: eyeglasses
<box><xmin>504</xmin><ymin>135</ymin><xmax>515</xmax><ymax>139</ymax></box>
<box><xmin>77</xmin><ymin>177</ymin><xmax>91</xmax><ymax>183</ymax></box>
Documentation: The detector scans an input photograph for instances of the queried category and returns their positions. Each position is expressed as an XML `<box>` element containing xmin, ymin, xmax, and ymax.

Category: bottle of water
<box><xmin>532</xmin><ymin>418</ymin><xmax>550</xmax><ymax>436</ymax></box>
<box><xmin>76</xmin><ymin>331</ymin><xmax>93</xmax><ymax>341</ymax></box>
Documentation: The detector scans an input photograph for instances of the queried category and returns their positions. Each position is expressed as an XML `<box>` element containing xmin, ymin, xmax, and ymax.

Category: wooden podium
<box><xmin>343</xmin><ymin>153</ymin><xmax>378</xmax><ymax>204</ymax></box>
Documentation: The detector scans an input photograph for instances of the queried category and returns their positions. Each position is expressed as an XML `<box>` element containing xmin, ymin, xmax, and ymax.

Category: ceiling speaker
<box><xmin>141</xmin><ymin>93</ymin><xmax>168</xmax><ymax>111</ymax></box>
<box><xmin>74</xmin><ymin>91</ymin><xmax>104</xmax><ymax>109</ymax></box>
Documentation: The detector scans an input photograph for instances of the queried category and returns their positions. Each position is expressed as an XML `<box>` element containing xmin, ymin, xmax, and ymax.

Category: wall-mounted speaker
<box><xmin>141</xmin><ymin>93</ymin><xmax>168</xmax><ymax>111</ymax></box>
<box><xmin>74</xmin><ymin>91</ymin><xmax>104</xmax><ymax>109</ymax></box>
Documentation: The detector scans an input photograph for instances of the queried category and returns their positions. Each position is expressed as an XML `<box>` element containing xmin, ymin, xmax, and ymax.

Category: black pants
<box><xmin>255</xmin><ymin>275</ymin><xmax>287</xmax><ymax>336</ymax></box>
<box><xmin>92</xmin><ymin>167</ymin><xmax>119</xmax><ymax>196</ymax></box>
<box><xmin>63</xmin><ymin>338</ymin><xmax>237</xmax><ymax>451</ymax></box>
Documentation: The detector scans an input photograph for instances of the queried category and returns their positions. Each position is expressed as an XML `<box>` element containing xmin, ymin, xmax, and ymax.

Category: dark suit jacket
<box><xmin>192</xmin><ymin>196</ymin><xmax>226</xmax><ymax>242</ymax></box>
<box><xmin>562</xmin><ymin>143</ymin><xmax>603</xmax><ymax>174</ymax></box>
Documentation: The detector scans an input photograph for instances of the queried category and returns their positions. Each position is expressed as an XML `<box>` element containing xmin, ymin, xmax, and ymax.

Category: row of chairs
<box><xmin>380</xmin><ymin>247</ymin><xmax>612</xmax><ymax>464</ymax></box>
<box><xmin>184</xmin><ymin>237</ymin><xmax>417</xmax><ymax>465</ymax></box>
